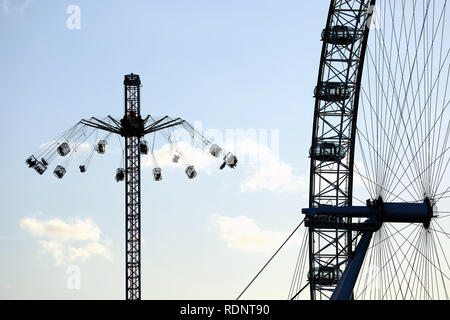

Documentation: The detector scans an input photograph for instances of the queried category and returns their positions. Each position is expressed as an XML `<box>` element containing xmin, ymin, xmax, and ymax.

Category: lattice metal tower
<box><xmin>123</xmin><ymin>74</ymin><xmax>143</xmax><ymax>300</ymax></box>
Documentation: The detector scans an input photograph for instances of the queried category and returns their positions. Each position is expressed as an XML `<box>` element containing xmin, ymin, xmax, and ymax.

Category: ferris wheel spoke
<box><xmin>430</xmin><ymin>229</ymin><xmax>450</xmax><ymax>299</ymax></box>
<box><xmin>290</xmin><ymin>230</ymin><xmax>309</xmax><ymax>300</ymax></box>
<box><xmin>384</xmin><ymin>224</ymin><xmax>429</xmax><ymax>299</ymax></box>
<box><xmin>389</xmin><ymin>143</ymin><xmax>450</xmax><ymax>201</ymax></box>
<box><xmin>360</xmin><ymin>98</ymin><xmax>382</xmax><ymax>198</ymax></box>
<box><xmin>360</xmin><ymin>0</ymin><xmax>450</xmax><ymax>203</ymax></box>
<box><xmin>391</xmin><ymin>223</ymin><xmax>450</xmax><ymax>287</ymax></box>
<box><xmin>433</xmin><ymin>220</ymin><xmax>450</xmax><ymax>242</ymax></box>
<box><xmin>391</xmin><ymin>32</ymin><xmax>450</xmax><ymax>196</ymax></box>
<box><xmin>368</xmin><ymin>223</ymin><xmax>415</xmax><ymax>250</ymax></box>
<box><xmin>356</xmin><ymin>224</ymin><xmax>419</xmax><ymax>299</ymax></box>
<box><xmin>383</xmin><ymin>226</ymin><xmax>411</xmax><ymax>299</ymax></box>
<box><xmin>353</xmin><ymin>158</ymin><xmax>411</xmax><ymax>202</ymax></box>
<box><xmin>432</xmin><ymin>221</ymin><xmax>450</xmax><ymax>273</ymax></box>
<box><xmin>358</xmin><ymin>88</ymin><xmax>423</xmax><ymax>199</ymax></box>
<box><xmin>363</xmin><ymin>1</ymin><xmax>432</xmax><ymax>193</ymax></box>
<box><xmin>382</xmin><ymin>61</ymin><xmax>450</xmax><ymax>199</ymax></box>
<box><xmin>431</xmin><ymin>121</ymin><xmax>450</xmax><ymax>195</ymax></box>
<box><xmin>357</xmin><ymin>125</ymin><xmax>421</xmax><ymax>200</ymax></box>
<box><xmin>428</xmin><ymin>5</ymin><xmax>449</xmax><ymax>194</ymax></box>
<box><xmin>403</xmin><ymin>227</ymin><xmax>432</xmax><ymax>299</ymax></box>
<box><xmin>376</xmin><ymin>0</ymin><xmax>415</xmax><ymax>191</ymax></box>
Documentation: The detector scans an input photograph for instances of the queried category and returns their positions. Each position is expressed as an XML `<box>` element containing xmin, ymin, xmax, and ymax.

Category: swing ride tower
<box><xmin>26</xmin><ymin>73</ymin><xmax>238</xmax><ymax>300</ymax></box>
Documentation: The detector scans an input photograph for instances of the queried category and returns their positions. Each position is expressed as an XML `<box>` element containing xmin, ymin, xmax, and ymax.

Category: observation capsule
<box><xmin>314</xmin><ymin>82</ymin><xmax>352</xmax><ymax>102</ymax></box>
<box><xmin>115</xmin><ymin>168</ymin><xmax>125</xmax><ymax>182</ymax></box>
<box><xmin>95</xmin><ymin>140</ymin><xmax>107</xmax><ymax>154</ymax></box>
<box><xmin>172</xmin><ymin>155</ymin><xmax>180</xmax><ymax>163</ymax></box>
<box><xmin>209</xmin><ymin>144</ymin><xmax>223</xmax><ymax>158</ymax></box>
<box><xmin>307</xmin><ymin>267</ymin><xmax>343</xmax><ymax>286</ymax></box>
<box><xmin>33</xmin><ymin>160</ymin><xmax>48</xmax><ymax>175</ymax></box>
<box><xmin>321</xmin><ymin>26</ymin><xmax>360</xmax><ymax>45</ymax></box>
<box><xmin>310</xmin><ymin>142</ymin><xmax>346</xmax><ymax>162</ymax></box>
<box><xmin>139</xmin><ymin>140</ymin><xmax>149</xmax><ymax>155</ymax></box>
<box><xmin>223</xmin><ymin>152</ymin><xmax>238</xmax><ymax>169</ymax></box>
<box><xmin>53</xmin><ymin>165</ymin><xmax>66</xmax><ymax>179</ymax></box>
<box><xmin>26</xmin><ymin>155</ymin><xmax>38</xmax><ymax>168</ymax></box>
<box><xmin>57</xmin><ymin>142</ymin><xmax>71</xmax><ymax>157</ymax></box>
<box><xmin>153</xmin><ymin>168</ymin><xmax>162</xmax><ymax>181</ymax></box>
<box><xmin>185</xmin><ymin>165</ymin><xmax>197</xmax><ymax>179</ymax></box>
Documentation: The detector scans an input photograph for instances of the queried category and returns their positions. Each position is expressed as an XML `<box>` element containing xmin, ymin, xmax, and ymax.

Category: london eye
<box><xmin>285</xmin><ymin>0</ymin><xmax>450</xmax><ymax>300</ymax></box>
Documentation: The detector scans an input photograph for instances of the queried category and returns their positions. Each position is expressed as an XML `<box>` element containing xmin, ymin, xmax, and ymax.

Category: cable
<box><xmin>236</xmin><ymin>219</ymin><xmax>305</xmax><ymax>300</ymax></box>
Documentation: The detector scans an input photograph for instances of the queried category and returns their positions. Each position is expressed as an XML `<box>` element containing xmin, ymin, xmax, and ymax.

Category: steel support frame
<box><xmin>78</xmin><ymin>74</ymin><xmax>193</xmax><ymax>300</ymax></box>
<box><xmin>125</xmin><ymin>78</ymin><xmax>142</xmax><ymax>300</ymax></box>
<box><xmin>308</xmin><ymin>0</ymin><xmax>376</xmax><ymax>300</ymax></box>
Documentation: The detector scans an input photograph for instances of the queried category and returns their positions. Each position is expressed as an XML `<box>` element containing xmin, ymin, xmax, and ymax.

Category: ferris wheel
<box><xmin>288</xmin><ymin>0</ymin><xmax>450</xmax><ymax>300</ymax></box>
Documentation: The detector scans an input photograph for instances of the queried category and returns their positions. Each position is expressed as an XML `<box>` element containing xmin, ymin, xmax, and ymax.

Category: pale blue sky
<box><xmin>0</xmin><ymin>0</ymin><xmax>329</xmax><ymax>299</ymax></box>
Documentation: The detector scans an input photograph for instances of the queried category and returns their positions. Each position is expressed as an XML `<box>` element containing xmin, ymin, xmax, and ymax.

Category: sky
<box><xmin>4</xmin><ymin>0</ymin><xmax>448</xmax><ymax>301</ymax></box>
<box><xmin>0</xmin><ymin>0</ymin><xmax>330</xmax><ymax>300</ymax></box>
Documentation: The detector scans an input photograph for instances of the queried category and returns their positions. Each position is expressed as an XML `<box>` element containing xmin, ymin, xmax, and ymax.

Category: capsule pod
<box><xmin>209</xmin><ymin>144</ymin><xmax>223</xmax><ymax>158</ymax></box>
<box><xmin>57</xmin><ymin>142</ymin><xmax>71</xmax><ymax>157</ymax></box>
<box><xmin>321</xmin><ymin>26</ymin><xmax>360</xmax><ymax>45</ymax></box>
<box><xmin>223</xmin><ymin>152</ymin><xmax>238</xmax><ymax>169</ymax></box>
<box><xmin>153</xmin><ymin>168</ymin><xmax>162</xmax><ymax>181</ymax></box>
<box><xmin>53</xmin><ymin>165</ymin><xmax>66</xmax><ymax>179</ymax></box>
<box><xmin>172</xmin><ymin>155</ymin><xmax>180</xmax><ymax>163</ymax></box>
<box><xmin>314</xmin><ymin>82</ymin><xmax>352</xmax><ymax>102</ymax></box>
<box><xmin>26</xmin><ymin>155</ymin><xmax>38</xmax><ymax>168</ymax></box>
<box><xmin>185</xmin><ymin>165</ymin><xmax>197</xmax><ymax>179</ymax></box>
<box><xmin>139</xmin><ymin>140</ymin><xmax>149</xmax><ymax>155</ymax></box>
<box><xmin>95</xmin><ymin>140</ymin><xmax>107</xmax><ymax>154</ymax></box>
<box><xmin>310</xmin><ymin>142</ymin><xmax>345</xmax><ymax>162</ymax></box>
<box><xmin>307</xmin><ymin>267</ymin><xmax>343</xmax><ymax>286</ymax></box>
<box><xmin>34</xmin><ymin>161</ymin><xmax>48</xmax><ymax>175</ymax></box>
<box><xmin>115</xmin><ymin>168</ymin><xmax>125</xmax><ymax>182</ymax></box>
<box><xmin>79</xmin><ymin>165</ymin><xmax>86</xmax><ymax>173</ymax></box>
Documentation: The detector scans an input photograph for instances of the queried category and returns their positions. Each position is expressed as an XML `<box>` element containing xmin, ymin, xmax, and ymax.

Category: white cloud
<box><xmin>236</xmin><ymin>139</ymin><xmax>307</xmax><ymax>193</ymax></box>
<box><xmin>209</xmin><ymin>214</ymin><xmax>298</xmax><ymax>252</ymax></box>
<box><xmin>38</xmin><ymin>240</ymin><xmax>65</xmax><ymax>266</ymax></box>
<box><xmin>68</xmin><ymin>242</ymin><xmax>112</xmax><ymax>263</ymax></box>
<box><xmin>20</xmin><ymin>217</ymin><xmax>112</xmax><ymax>266</ymax></box>
<box><xmin>20</xmin><ymin>217</ymin><xmax>101</xmax><ymax>242</ymax></box>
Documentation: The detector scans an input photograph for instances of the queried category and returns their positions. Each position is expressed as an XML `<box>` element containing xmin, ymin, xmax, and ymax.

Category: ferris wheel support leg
<box><xmin>331</xmin><ymin>231</ymin><xmax>373</xmax><ymax>300</ymax></box>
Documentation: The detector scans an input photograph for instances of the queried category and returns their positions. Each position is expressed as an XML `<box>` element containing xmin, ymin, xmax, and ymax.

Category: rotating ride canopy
<box><xmin>25</xmin><ymin>74</ymin><xmax>238</xmax><ymax>300</ymax></box>
<box><xmin>290</xmin><ymin>0</ymin><xmax>450</xmax><ymax>300</ymax></box>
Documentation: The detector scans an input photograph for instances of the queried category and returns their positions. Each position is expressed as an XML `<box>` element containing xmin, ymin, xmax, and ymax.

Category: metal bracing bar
<box><xmin>108</xmin><ymin>116</ymin><xmax>122</xmax><ymax>127</ymax></box>
<box><xmin>141</xmin><ymin>115</ymin><xmax>150</xmax><ymax>126</ymax></box>
<box><xmin>144</xmin><ymin>119</ymin><xmax>185</xmax><ymax>134</ymax></box>
<box><xmin>144</xmin><ymin>116</ymin><xmax>169</xmax><ymax>130</ymax></box>
<box><xmin>80</xmin><ymin>119</ymin><xmax>120</xmax><ymax>134</ymax></box>
<box><xmin>331</xmin><ymin>231</ymin><xmax>373</xmax><ymax>300</ymax></box>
